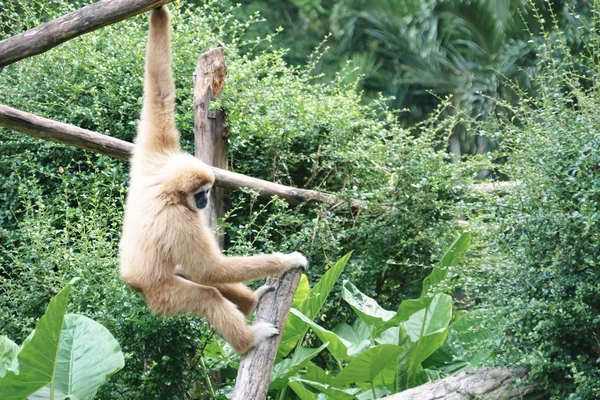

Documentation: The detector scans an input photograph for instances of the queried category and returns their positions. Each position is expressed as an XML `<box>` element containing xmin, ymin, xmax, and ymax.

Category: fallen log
<box><xmin>384</xmin><ymin>368</ymin><xmax>545</xmax><ymax>400</ymax></box>
<box><xmin>0</xmin><ymin>103</ymin><xmax>363</xmax><ymax>209</ymax></box>
<box><xmin>0</xmin><ymin>0</ymin><xmax>174</xmax><ymax>68</ymax></box>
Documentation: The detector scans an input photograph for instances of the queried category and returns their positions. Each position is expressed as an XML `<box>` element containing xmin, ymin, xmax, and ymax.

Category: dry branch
<box><xmin>231</xmin><ymin>268</ymin><xmax>304</xmax><ymax>400</ymax></box>
<box><xmin>384</xmin><ymin>368</ymin><xmax>544</xmax><ymax>400</ymax></box>
<box><xmin>0</xmin><ymin>104</ymin><xmax>363</xmax><ymax>209</ymax></box>
<box><xmin>0</xmin><ymin>0</ymin><xmax>174</xmax><ymax>68</ymax></box>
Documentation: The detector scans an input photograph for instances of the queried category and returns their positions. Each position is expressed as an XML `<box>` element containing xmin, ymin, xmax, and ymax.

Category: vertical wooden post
<box><xmin>193</xmin><ymin>47</ymin><xmax>228</xmax><ymax>247</ymax></box>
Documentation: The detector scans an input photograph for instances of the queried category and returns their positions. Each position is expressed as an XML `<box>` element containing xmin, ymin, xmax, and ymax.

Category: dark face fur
<box><xmin>194</xmin><ymin>187</ymin><xmax>210</xmax><ymax>209</ymax></box>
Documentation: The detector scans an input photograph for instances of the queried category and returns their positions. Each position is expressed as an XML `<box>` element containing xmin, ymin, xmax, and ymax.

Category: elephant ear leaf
<box><xmin>0</xmin><ymin>278</ymin><xmax>124</xmax><ymax>400</ymax></box>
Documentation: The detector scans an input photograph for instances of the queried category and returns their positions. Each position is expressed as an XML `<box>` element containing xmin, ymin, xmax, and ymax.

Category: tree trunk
<box><xmin>231</xmin><ymin>268</ymin><xmax>304</xmax><ymax>400</ymax></box>
<box><xmin>193</xmin><ymin>47</ymin><xmax>228</xmax><ymax>246</ymax></box>
<box><xmin>384</xmin><ymin>368</ymin><xmax>546</xmax><ymax>400</ymax></box>
<box><xmin>0</xmin><ymin>0</ymin><xmax>174</xmax><ymax>67</ymax></box>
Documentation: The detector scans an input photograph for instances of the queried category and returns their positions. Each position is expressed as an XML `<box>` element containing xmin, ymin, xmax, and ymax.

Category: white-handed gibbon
<box><xmin>119</xmin><ymin>6</ymin><xmax>308</xmax><ymax>353</ymax></box>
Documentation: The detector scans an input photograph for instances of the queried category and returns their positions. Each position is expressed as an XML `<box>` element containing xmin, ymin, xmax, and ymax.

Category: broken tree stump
<box><xmin>193</xmin><ymin>47</ymin><xmax>228</xmax><ymax>244</ymax></box>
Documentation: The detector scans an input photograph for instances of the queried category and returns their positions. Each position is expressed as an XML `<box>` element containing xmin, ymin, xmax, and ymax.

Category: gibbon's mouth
<box><xmin>193</xmin><ymin>189</ymin><xmax>209</xmax><ymax>210</ymax></box>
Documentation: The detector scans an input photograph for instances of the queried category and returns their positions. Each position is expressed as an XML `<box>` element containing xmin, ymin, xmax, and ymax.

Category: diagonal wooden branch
<box><xmin>0</xmin><ymin>0</ymin><xmax>174</xmax><ymax>68</ymax></box>
<box><xmin>0</xmin><ymin>103</ymin><xmax>363</xmax><ymax>209</ymax></box>
<box><xmin>231</xmin><ymin>268</ymin><xmax>304</xmax><ymax>400</ymax></box>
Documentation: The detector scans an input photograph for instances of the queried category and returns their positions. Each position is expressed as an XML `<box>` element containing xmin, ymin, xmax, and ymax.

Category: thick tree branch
<box><xmin>384</xmin><ymin>368</ymin><xmax>544</xmax><ymax>400</ymax></box>
<box><xmin>0</xmin><ymin>104</ymin><xmax>363</xmax><ymax>209</ymax></box>
<box><xmin>231</xmin><ymin>268</ymin><xmax>304</xmax><ymax>400</ymax></box>
<box><xmin>0</xmin><ymin>0</ymin><xmax>174</xmax><ymax>68</ymax></box>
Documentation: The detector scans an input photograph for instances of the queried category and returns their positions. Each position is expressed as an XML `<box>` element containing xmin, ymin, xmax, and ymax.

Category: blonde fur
<box><xmin>119</xmin><ymin>6</ymin><xmax>308</xmax><ymax>353</ymax></box>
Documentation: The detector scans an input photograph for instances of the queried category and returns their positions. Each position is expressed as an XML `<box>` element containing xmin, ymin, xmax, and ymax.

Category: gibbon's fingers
<box><xmin>275</xmin><ymin>251</ymin><xmax>309</xmax><ymax>270</ymax></box>
<box><xmin>143</xmin><ymin>276</ymin><xmax>257</xmax><ymax>352</ymax></box>
<box><xmin>137</xmin><ymin>5</ymin><xmax>180</xmax><ymax>154</ymax></box>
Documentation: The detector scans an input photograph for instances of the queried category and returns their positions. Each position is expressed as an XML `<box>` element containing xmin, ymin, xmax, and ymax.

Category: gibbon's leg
<box><xmin>201</xmin><ymin>252</ymin><xmax>308</xmax><ymax>285</ymax></box>
<box><xmin>214</xmin><ymin>283</ymin><xmax>275</xmax><ymax>316</ymax></box>
<box><xmin>143</xmin><ymin>276</ymin><xmax>278</xmax><ymax>352</ymax></box>
<box><xmin>175</xmin><ymin>267</ymin><xmax>274</xmax><ymax>316</ymax></box>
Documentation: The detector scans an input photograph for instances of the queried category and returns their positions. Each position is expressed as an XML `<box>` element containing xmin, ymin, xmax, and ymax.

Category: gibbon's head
<box><xmin>161</xmin><ymin>154</ymin><xmax>215</xmax><ymax>211</ymax></box>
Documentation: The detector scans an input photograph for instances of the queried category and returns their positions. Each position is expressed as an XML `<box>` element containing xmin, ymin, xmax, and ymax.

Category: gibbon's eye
<box><xmin>193</xmin><ymin>189</ymin><xmax>210</xmax><ymax>210</ymax></box>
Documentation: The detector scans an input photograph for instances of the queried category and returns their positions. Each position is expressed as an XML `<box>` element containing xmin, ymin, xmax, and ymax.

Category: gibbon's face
<box><xmin>191</xmin><ymin>183</ymin><xmax>211</xmax><ymax>210</ymax></box>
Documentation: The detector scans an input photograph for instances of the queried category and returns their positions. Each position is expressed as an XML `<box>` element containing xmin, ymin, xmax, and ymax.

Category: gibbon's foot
<box><xmin>255</xmin><ymin>285</ymin><xmax>276</xmax><ymax>302</ymax></box>
<box><xmin>275</xmin><ymin>251</ymin><xmax>309</xmax><ymax>271</ymax></box>
<box><xmin>251</xmin><ymin>322</ymin><xmax>280</xmax><ymax>347</ymax></box>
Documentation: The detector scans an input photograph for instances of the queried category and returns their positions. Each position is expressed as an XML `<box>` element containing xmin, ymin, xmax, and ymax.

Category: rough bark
<box><xmin>0</xmin><ymin>104</ymin><xmax>364</xmax><ymax>209</ymax></box>
<box><xmin>231</xmin><ymin>268</ymin><xmax>304</xmax><ymax>400</ymax></box>
<box><xmin>384</xmin><ymin>368</ymin><xmax>546</xmax><ymax>400</ymax></box>
<box><xmin>193</xmin><ymin>48</ymin><xmax>228</xmax><ymax>242</ymax></box>
<box><xmin>0</xmin><ymin>104</ymin><xmax>133</xmax><ymax>160</ymax></box>
<box><xmin>0</xmin><ymin>0</ymin><xmax>174</xmax><ymax>68</ymax></box>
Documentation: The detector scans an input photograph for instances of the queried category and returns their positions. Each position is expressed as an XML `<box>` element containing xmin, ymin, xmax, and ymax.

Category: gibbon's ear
<box><xmin>160</xmin><ymin>155</ymin><xmax>215</xmax><ymax>196</ymax></box>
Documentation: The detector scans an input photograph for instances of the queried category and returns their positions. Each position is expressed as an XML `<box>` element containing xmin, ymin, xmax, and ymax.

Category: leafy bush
<box><xmin>461</xmin><ymin>26</ymin><xmax>600</xmax><ymax>399</ymax></box>
<box><xmin>0</xmin><ymin>1</ymin><xmax>472</xmax><ymax>397</ymax></box>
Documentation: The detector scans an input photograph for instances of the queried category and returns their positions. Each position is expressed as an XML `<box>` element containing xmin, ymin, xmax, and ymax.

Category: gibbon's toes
<box><xmin>255</xmin><ymin>285</ymin><xmax>276</xmax><ymax>302</ymax></box>
<box><xmin>251</xmin><ymin>322</ymin><xmax>280</xmax><ymax>347</ymax></box>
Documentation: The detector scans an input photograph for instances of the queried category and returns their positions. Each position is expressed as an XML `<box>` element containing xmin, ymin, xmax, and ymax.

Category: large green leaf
<box><xmin>291</xmin><ymin>274</ymin><xmax>310</xmax><ymax>309</ymax></box>
<box><xmin>0</xmin><ymin>279</ymin><xmax>124</xmax><ymax>400</ymax></box>
<box><xmin>290</xmin><ymin>309</ymin><xmax>355</xmax><ymax>361</ymax></box>
<box><xmin>423</xmin><ymin>309</ymin><xmax>494</xmax><ymax>374</ymax></box>
<box><xmin>300</xmin><ymin>252</ymin><xmax>353</xmax><ymax>319</ymax></box>
<box><xmin>333</xmin><ymin>344</ymin><xmax>403</xmax><ymax>386</ymax></box>
<box><xmin>0</xmin><ymin>279</ymin><xmax>76</xmax><ymax>399</ymax></box>
<box><xmin>289</xmin><ymin>377</ymin><xmax>360</xmax><ymax>400</ymax></box>
<box><xmin>396</xmin><ymin>293</ymin><xmax>453</xmax><ymax>390</ymax></box>
<box><xmin>270</xmin><ymin>343</ymin><xmax>329</xmax><ymax>390</ymax></box>
<box><xmin>342</xmin><ymin>281</ymin><xmax>395</xmax><ymax>330</ymax></box>
<box><xmin>421</xmin><ymin>232</ymin><xmax>471</xmax><ymax>298</ymax></box>
<box><xmin>0</xmin><ymin>337</ymin><xmax>19</xmax><ymax>378</ymax></box>
<box><xmin>333</xmin><ymin>318</ymin><xmax>371</xmax><ymax>354</ymax></box>
<box><xmin>29</xmin><ymin>314</ymin><xmax>125</xmax><ymax>399</ymax></box>
<box><xmin>278</xmin><ymin>253</ymin><xmax>352</xmax><ymax>357</ymax></box>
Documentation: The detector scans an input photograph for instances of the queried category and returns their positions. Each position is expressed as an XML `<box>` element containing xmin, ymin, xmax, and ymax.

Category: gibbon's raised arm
<box><xmin>137</xmin><ymin>7</ymin><xmax>180</xmax><ymax>154</ymax></box>
<box><xmin>119</xmin><ymin>6</ymin><xmax>309</xmax><ymax>354</ymax></box>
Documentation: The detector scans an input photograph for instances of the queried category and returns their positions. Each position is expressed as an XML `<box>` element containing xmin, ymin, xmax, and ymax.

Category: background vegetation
<box><xmin>0</xmin><ymin>0</ymin><xmax>598</xmax><ymax>399</ymax></box>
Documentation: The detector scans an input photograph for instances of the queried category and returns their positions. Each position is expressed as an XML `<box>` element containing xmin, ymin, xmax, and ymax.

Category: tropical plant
<box><xmin>0</xmin><ymin>279</ymin><xmax>124</xmax><ymax>400</ymax></box>
<box><xmin>330</xmin><ymin>0</ymin><xmax>590</xmax><ymax>160</ymax></box>
<box><xmin>208</xmin><ymin>232</ymin><xmax>489</xmax><ymax>399</ymax></box>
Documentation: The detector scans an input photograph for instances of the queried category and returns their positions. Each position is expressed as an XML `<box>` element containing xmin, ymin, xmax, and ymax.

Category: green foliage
<box><xmin>1</xmin><ymin>1</ymin><xmax>472</xmax><ymax>398</ymax></box>
<box><xmin>271</xmin><ymin>233</ymin><xmax>489</xmax><ymax>399</ymax></box>
<box><xmin>460</xmin><ymin>17</ymin><xmax>600</xmax><ymax>398</ymax></box>
<box><xmin>0</xmin><ymin>279</ymin><xmax>124</xmax><ymax>399</ymax></box>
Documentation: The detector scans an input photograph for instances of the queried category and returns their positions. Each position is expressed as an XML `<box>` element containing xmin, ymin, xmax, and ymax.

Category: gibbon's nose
<box><xmin>194</xmin><ymin>191</ymin><xmax>209</xmax><ymax>209</ymax></box>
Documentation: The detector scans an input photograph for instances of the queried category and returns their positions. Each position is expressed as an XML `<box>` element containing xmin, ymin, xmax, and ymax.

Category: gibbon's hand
<box><xmin>275</xmin><ymin>251</ymin><xmax>309</xmax><ymax>271</ymax></box>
